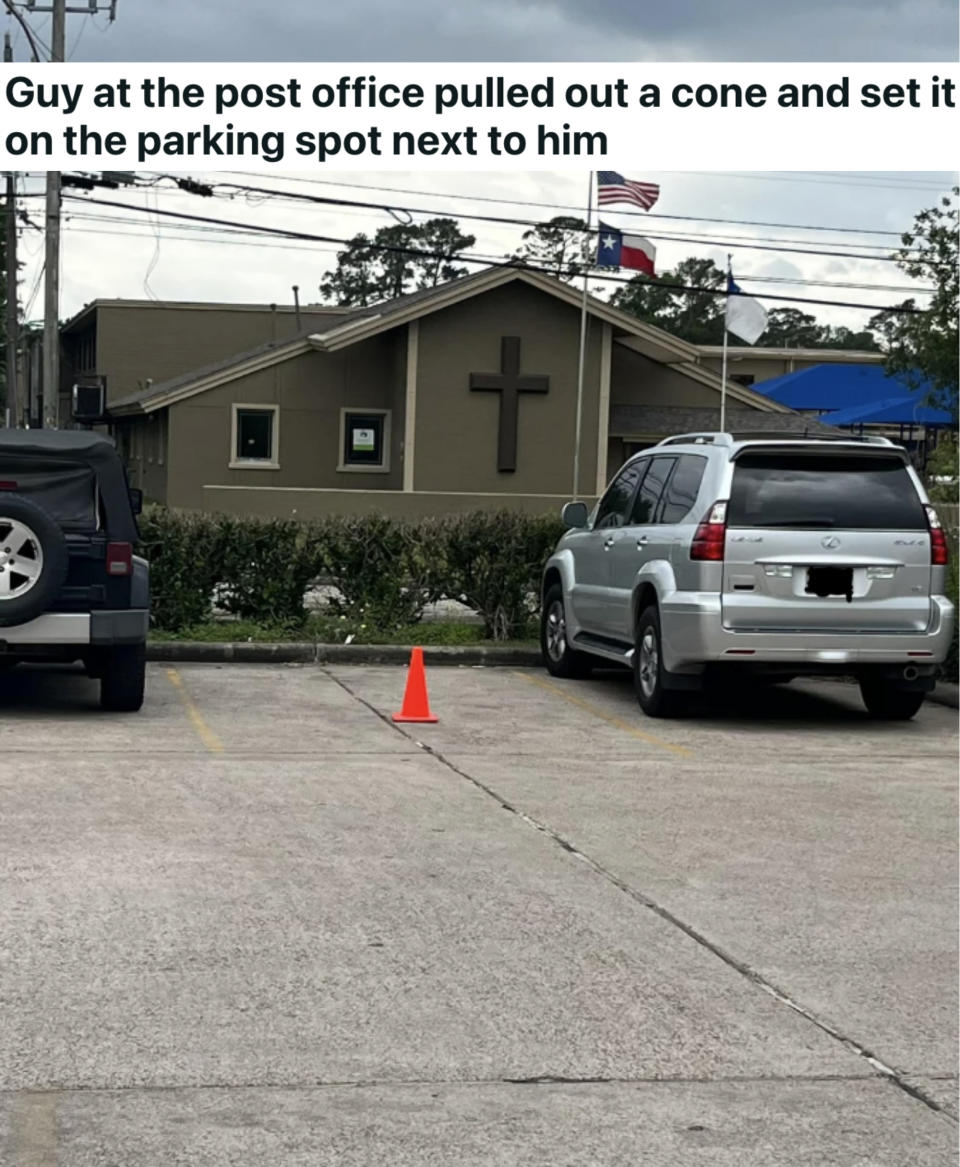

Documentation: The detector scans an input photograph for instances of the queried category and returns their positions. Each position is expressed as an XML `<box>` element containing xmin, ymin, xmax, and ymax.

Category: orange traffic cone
<box><xmin>392</xmin><ymin>647</ymin><xmax>438</xmax><ymax>723</ymax></box>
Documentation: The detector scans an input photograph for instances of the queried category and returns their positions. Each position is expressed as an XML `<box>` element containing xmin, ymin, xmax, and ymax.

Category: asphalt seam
<box><xmin>325</xmin><ymin>667</ymin><xmax>955</xmax><ymax>1124</ymax></box>
<box><xmin>0</xmin><ymin>1073</ymin><xmax>894</xmax><ymax>1098</ymax></box>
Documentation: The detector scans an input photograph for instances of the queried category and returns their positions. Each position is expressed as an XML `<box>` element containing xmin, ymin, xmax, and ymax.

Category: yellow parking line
<box><xmin>165</xmin><ymin>667</ymin><xmax>224</xmax><ymax>754</ymax></box>
<box><xmin>514</xmin><ymin>671</ymin><xmax>693</xmax><ymax>757</ymax></box>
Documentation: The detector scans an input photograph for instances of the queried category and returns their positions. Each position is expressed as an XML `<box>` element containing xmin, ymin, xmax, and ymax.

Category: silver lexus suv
<box><xmin>541</xmin><ymin>432</ymin><xmax>954</xmax><ymax>720</ymax></box>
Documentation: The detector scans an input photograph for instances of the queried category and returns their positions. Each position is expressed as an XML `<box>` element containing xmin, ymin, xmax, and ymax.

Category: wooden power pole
<box><xmin>24</xmin><ymin>0</ymin><xmax>119</xmax><ymax>426</ymax></box>
<box><xmin>40</xmin><ymin>0</ymin><xmax>66</xmax><ymax>427</ymax></box>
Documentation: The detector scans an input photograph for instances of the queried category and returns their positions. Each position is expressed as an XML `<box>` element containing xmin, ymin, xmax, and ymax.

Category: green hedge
<box><xmin>137</xmin><ymin>506</ymin><xmax>565</xmax><ymax>639</ymax></box>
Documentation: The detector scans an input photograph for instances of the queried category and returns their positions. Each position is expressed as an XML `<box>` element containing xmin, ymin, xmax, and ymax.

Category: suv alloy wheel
<box><xmin>541</xmin><ymin>583</ymin><xmax>592</xmax><ymax>678</ymax></box>
<box><xmin>634</xmin><ymin>606</ymin><xmax>682</xmax><ymax>718</ymax></box>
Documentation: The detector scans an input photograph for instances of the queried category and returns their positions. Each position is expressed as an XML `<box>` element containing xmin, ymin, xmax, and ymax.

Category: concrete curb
<box><xmin>147</xmin><ymin>641</ymin><xmax>543</xmax><ymax>667</ymax></box>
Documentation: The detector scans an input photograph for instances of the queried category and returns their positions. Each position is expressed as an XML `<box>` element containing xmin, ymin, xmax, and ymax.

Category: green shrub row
<box><xmin>137</xmin><ymin>506</ymin><xmax>566</xmax><ymax>639</ymax></box>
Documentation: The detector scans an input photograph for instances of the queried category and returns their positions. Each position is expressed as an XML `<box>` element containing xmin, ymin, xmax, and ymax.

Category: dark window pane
<box><xmin>344</xmin><ymin>413</ymin><xmax>385</xmax><ymax>466</ymax></box>
<box><xmin>596</xmin><ymin>462</ymin><xmax>643</xmax><ymax>528</ymax></box>
<box><xmin>631</xmin><ymin>456</ymin><xmax>676</xmax><ymax>524</ymax></box>
<box><xmin>729</xmin><ymin>454</ymin><xmax>926</xmax><ymax>530</ymax></box>
<box><xmin>236</xmin><ymin>410</ymin><xmax>273</xmax><ymax>460</ymax></box>
<box><xmin>659</xmin><ymin>455</ymin><xmax>708</xmax><ymax>523</ymax></box>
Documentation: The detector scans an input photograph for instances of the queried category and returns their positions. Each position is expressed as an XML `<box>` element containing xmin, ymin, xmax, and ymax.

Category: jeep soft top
<box><xmin>0</xmin><ymin>428</ymin><xmax>139</xmax><ymax>542</ymax></box>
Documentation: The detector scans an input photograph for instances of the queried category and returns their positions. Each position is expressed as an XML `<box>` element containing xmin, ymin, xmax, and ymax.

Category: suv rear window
<box><xmin>729</xmin><ymin>453</ymin><xmax>926</xmax><ymax>530</ymax></box>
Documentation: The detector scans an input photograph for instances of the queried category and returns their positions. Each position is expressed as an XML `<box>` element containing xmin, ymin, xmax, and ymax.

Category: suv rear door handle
<box><xmin>603</xmin><ymin>536</ymin><xmax>615</xmax><ymax>550</ymax></box>
<box><xmin>636</xmin><ymin>536</ymin><xmax>649</xmax><ymax>547</ymax></box>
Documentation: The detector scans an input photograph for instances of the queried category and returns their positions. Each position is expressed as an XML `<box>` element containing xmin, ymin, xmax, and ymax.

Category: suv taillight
<box><xmin>106</xmin><ymin>541</ymin><xmax>133</xmax><ymax>576</ymax></box>
<box><xmin>925</xmin><ymin>505</ymin><xmax>949</xmax><ymax>566</ymax></box>
<box><xmin>691</xmin><ymin>501</ymin><xmax>728</xmax><ymax>561</ymax></box>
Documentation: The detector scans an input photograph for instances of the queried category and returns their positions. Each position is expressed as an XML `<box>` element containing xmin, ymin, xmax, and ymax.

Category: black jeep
<box><xmin>0</xmin><ymin>430</ymin><xmax>149</xmax><ymax>711</ymax></box>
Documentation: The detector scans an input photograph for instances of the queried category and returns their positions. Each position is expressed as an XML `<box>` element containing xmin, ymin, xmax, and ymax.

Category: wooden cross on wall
<box><xmin>469</xmin><ymin>337</ymin><xmax>550</xmax><ymax>473</ymax></box>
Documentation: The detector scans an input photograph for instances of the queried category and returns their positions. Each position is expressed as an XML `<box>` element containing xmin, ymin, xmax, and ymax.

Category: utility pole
<box><xmin>25</xmin><ymin>2</ymin><xmax>118</xmax><ymax>427</ymax></box>
<box><xmin>40</xmin><ymin>0</ymin><xmax>66</xmax><ymax>427</ymax></box>
<box><xmin>3</xmin><ymin>32</ymin><xmax>19</xmax><ymax>427</ymax></box>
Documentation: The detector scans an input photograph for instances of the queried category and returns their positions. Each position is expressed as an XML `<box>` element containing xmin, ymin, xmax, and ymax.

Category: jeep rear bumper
<box><xmin>0</xmin><ymin>610</ymin><xmax>148</xmax><ymax>648</ymax></box>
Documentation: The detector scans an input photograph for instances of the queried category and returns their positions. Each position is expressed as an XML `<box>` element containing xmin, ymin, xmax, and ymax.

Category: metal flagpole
<box><xmin>572</xmin><ymin>170</ymin><xmax>593</xmax><ymax>499</ymax></box>
<box><xmin>720</xmin><ymin>252</ymin><xmax>732</xmax><ymax>434</ymax></box>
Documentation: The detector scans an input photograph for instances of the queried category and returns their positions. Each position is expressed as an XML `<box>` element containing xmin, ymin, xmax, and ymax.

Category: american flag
<box><xmin>597</xmin><ymin>171</ymin><xmax>660</xmax><ymax>211</ymax></box>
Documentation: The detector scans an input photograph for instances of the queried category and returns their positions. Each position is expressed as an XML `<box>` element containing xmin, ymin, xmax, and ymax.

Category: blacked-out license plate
<box><xmin>805</xmin><ymin>566</ymin><xmax>853</xmax><ymax>601</ymax></box>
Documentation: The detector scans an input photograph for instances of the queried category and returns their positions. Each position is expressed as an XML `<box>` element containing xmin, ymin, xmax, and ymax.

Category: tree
<box><xmin>760</xmin><ymin>307</ymin><xmax>824</xmax><ymax>348</ymax></box>
<box><xmin>820</xmin><ymin>324</ymin><xmax>879</xmax><ymax>351</ymax></box>
<box><xmin>413</xmin><ymin>218</ymin><xmax>476</xmax><ymax>290</ymax></box>
<box><xmin>319</xmin><ymin>232</ymin><xmax>381</xmax><ymax>307</ymax></box>
<box><xmin>320</xmin><ymin>217</ymin><xmax>476</xmax><ymax>306</ymax></box>
<box><xmin>611</xmin><ymin>257</ymin><xmax>726</xmax><ymax>344</ymax></box>
<box><xmin>510</xmin><ymin>216</ymin><xmax>590</xmax><ymax>281</ymax></box>
<box><xmin>874</xmin><ymin>187</ymin><xmax>958</xmax><ymax>416</ymax></box>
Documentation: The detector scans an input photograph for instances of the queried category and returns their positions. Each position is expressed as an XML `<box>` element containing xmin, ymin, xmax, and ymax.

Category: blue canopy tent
<box><xmin>757</xmin><ymin>363</ymin><xmax>945</xmax><ymax>414</ymax></box>
<box><xmin>757</xmin><ymin>363</ymin><xmax>956</xmax><ymax>466</ymax></box>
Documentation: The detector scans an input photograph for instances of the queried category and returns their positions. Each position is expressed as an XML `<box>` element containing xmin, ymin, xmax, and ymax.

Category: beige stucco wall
<box><xmin>413</xmin><ymin>282</ymin><xmax>603</xmax><ymax>496</ymax></box>
<box><xmin>697</xmin><ymin>353</ymin><xmax>881</xmax><ymax>384</ymax></box>
<box><xmin>162</xmin><ymin>332</ymin><xmax>405</xmax><ymax>509</ymax></box>
<box><xmin>611</xmin><ymin>345</ymin><xmax>719</xmax><ymax>411</ymax></box>
<box><xmin>94</xmin><ymin>304</ymin><xmax>351</xmax><ymax>404</ymax></box>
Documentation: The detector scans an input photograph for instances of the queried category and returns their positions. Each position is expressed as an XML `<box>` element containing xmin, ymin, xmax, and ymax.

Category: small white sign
<box><xmin>353</xmin><ymin>427</ymin><xmax>376</xmax><ymax>452</ymax></box>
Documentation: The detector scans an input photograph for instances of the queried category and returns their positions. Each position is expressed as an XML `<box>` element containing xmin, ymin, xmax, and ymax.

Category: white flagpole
<box><xmin>720</xmin><ymin>252</ymin><xmax>732</xmax><ymax>434</ymax></box>
<box><xmin>572</xmin><ymin>170</ymin><xmax>593</xmax><ymax>499</ymax></box>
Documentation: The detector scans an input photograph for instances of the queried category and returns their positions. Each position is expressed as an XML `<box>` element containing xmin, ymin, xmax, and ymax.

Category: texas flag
<box><xmin>596</xmin><ymin>223</ymin><xmax>656</xmax><ymax>276</ymax></box>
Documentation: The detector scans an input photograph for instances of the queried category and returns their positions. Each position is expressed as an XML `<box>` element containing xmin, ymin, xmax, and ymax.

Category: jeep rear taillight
<box><xmin>925</xmin><ymin>505</ymin><xmax>949</xmax><ymax>566</ymax></box>
<box><xmin>106</xmin><ymin>541</ymin><xmax>133</xmax><ymax>576</ymax></box>
<box><xmin>0</xmin><ymin>481</ymin><xmax>18</xmax><ymax>490</ymax></box>
<box><xmin>691</xmin><ymin>501</ymin><xmax>728</xmax><ymax>561</ymax></box>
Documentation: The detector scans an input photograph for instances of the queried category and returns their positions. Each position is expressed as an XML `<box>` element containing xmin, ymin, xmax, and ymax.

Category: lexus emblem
<box><xmin>821</xmin><ymin>535</ymin><xmax>841</xmax><ymax>549</ymax></box>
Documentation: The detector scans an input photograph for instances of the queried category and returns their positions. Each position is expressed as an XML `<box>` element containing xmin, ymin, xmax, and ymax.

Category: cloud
<box><xmin>63</xmin><ymin>0</ymin><xmax>958</xmax><ymax>62</ymax></box>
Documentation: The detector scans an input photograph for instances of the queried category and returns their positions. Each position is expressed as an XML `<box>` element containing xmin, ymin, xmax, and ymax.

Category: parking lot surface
<box><xmin>1</xmin><ymin>661</ymin><xmax>956</xmax><ymax>1165</ymax></box>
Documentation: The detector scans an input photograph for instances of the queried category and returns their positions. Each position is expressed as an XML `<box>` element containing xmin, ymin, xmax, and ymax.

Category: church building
<box><xmin>74</xmin><ymin>266</ymin><xmax>809</xmax><ymax>517</ymax></box>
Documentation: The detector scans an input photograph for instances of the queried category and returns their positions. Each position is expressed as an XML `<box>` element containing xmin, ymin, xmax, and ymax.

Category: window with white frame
<box><xmin>339</xmin><ymin>408</ymin><xmax>391</xmax><ymax>472</ymax></box>
<box><xmin>231</xmin><ymin>404</ymin><xmax>279</xmax><ymax>468</ymax></box>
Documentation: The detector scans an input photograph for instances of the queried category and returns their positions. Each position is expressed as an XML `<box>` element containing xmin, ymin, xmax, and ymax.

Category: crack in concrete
<box><xmin>0</xmin><ymin>1072</ymin><xmax>890</xmax><ymax>1098</ymax></box>
<box><xmin>325</xmin><ymin>669</ymin><xmax>956</xmax><ymax>1124</ymax></box>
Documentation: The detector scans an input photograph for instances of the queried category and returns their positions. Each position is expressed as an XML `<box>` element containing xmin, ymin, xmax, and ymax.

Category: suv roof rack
<box><xmin>656</xmin><ymin>432</ymin><xmax>733</xmax><ymax>447</ymax></box>
<box><xmin>655</xmin><ymin>430</ymin><xmax>896</xmax><ymax>448</ymax></box>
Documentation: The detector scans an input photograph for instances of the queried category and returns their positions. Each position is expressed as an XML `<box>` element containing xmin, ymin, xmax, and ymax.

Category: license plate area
<box><xmin>805</xmin><ymin>566</ymin><xmax>853</xmax><ymax>602</ymax></box>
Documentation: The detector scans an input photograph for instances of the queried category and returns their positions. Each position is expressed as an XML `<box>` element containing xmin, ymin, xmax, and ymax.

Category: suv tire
<box><xmin>858</xmin><ymin>678</ymin><xmax>925</xmax><ymax>721</ymax></box>
<box><xmin>100</xmin><ymin>643</ymin><xmax>146</xmax><ymax>712</ymax></box>
<box><xmin>0</xmin><ymin>495</ymin><xmax>69</xmax><ymax>627</ymax></box>
<box><xmin>634</xmin><ymin>606</ymin><xmax>682</xmax><ymax>719</ymax></box>
<box><xmin>541</xmin><ymin>583</ymin><xmax>592</xmax><ymax>678</ymax></box>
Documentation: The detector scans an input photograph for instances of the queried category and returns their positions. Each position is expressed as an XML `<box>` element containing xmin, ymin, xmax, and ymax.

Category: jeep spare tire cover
<box><xmin>0</xmin><ymin>494</ymin><xmax>69</xmax><ymax>627</ymax></box>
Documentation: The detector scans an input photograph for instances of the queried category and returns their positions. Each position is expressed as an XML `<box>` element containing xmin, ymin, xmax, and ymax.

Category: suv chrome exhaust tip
<box><xmin>902</xmin><ymin>665</ymin><xmax>919</xmax><ymax>682</ymax></box>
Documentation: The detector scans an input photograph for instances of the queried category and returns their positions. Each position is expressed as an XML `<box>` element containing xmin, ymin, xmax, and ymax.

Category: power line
<box><xmin>208</xmin><ymin>179</ymin><xmax>906</xmax><ymax>257</ymax></box>
<box><xmin>662</xmin><ymin>171</ymin><xmax>953</xmax><ymax>192</ymax></box>
<box><xmin>58</xmin><ymin>212</ymin><xmax>937</xmax><ymax>296</ymax></box>
<box><xmin>117</xmin><ymin>177</ymin><xmax>917</xmax><ymax>266</ymax></box>
<box><xmin>56</xmin><ymin>193</ymin><xmax>925</xmax><ymax>315</ymax></box>
<box><xmin>0</xmin><ymin>0</ymin><xmax>46</xmax><ymax>58</ymax></box>
<box><xmin>216</xmin><ymin>170</ymin><xmax>916</xmax><ymax>239</ymax></box>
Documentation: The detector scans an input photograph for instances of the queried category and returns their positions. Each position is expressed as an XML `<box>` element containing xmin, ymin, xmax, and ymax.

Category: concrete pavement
<box><xmin>0</xmin><ymin>662</ymin><xmax>956</xmax><ymax>1164</ymax></box>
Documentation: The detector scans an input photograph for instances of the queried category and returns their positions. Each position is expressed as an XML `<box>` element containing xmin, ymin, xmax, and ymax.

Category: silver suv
<box><xmin>541</xmin><ymin>432</ymin><xmax>954</xmax><ymax>720</ymax></box>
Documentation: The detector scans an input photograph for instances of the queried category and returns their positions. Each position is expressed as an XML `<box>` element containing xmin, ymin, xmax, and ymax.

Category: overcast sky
<box><xmin>11</xmin><ymin>0</ymin><xmax>959</xmax><ymax>63</ymax></box>
<box><xmin>11</xmin><ymin>168</ymin><xmax>952</xmax><ymax>335</ymax></box>
<box><xmin>5</xmin><ymin>3</ymin><xmax>957</xmax><ymax>335</ymax></box>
